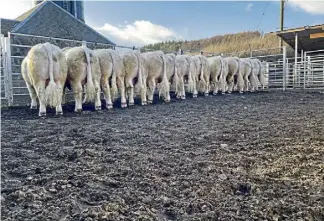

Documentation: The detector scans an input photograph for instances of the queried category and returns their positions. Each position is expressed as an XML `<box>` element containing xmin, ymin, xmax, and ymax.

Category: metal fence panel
<box><xmin>6</xmin><ymin>32</ymin><xmax>142</xmax><ymax>106</ymax></box>
<box><xmin>1</xmin><ymin>33</ymin><xmax>323</xmax><ymax>107</ymax></box>
<box><xmin>227</xmin><ymin>46</ymin><xmax>287</xmax><ymax>90</ymax></box>
<box><xmin>283</xmin><ymin>50</ymin><xmax>324</xmax><ymax>90</ymax></box>
<box><xmin>0</xmin><ymin>36</ymin><xmax>5</xmax><ymax>103</ymax></box>
<box><xmin>0</xmin><ymin>36</ymin><xmax>12</xmax><ymax>106</ymax></box>
<box><xmin>6</xmin><ymin>37</ymin><xmax>13</xmax><ymax>106</ymax></box>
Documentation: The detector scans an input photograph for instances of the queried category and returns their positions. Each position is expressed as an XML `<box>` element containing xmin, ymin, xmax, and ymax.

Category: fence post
<box><xmin>322</xmin><ymin>61</ymin><xmax>324</xmax><ymax>88</ymax></box>
<box><xmin>0</xmin><ymin>36</ymin><xmax>2</xmax><ymax>80</ymax></box>
<box><xmin>306</xmin><ymin>56</ymin><xmax>311</xmax><ymax>88</ymax></box>
<box><xmin>292</xmin><ymin>62</ymin><xmax>296</xmax><ymax>89</ymax></box>
<box><xmin>309</xmin><ymin>56</ymin><xmax>313</xmax><ymax>86</ymax></box>
<box><xmin>0</xmin><ymin>36</ymin><xmax>8</xmax><ymax>105</ymax></box>
<box><xmin>266</xmin><ymin>62</ymin><xmax>269</xmax><ymax>88</ymax></box>
<box><xmin>81</xmin><ymin>40</ymin><xmax>87</xmax><ymax>47</ymax></box>
<box><xmin>282</xmin><ymin>46</ymin><xmax>287</xmax><ymax>91</ymax></box>
<box><xmin>5</xmin><ymin>35</ymin><xmax>13</xmax><ymax>106</ymax></box>
<box><xmin>303</xmin><ymin>52</ymin><xmax>306</xmax><ymax>89</ymax></box>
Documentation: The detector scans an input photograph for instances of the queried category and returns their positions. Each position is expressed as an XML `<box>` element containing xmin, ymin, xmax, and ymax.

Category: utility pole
<box><xmin>279</xmin><ymin>0</ymin><xmax>285</xmax><ymax>48</ymax></box>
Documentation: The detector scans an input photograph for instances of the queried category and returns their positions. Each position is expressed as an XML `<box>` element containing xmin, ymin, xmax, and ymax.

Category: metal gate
<box><xmin>303</xmin><ymin>50</ymin><xmax>324</xmax><ymax>90</ymax></box>
<box><xmin>246</xmin><ymin>47</ymin><xmax>287</xmax><ymax>90</ymax></box>
<box><xmin>285</xmin><ymin>49</ymin><xmax>324</xmax><ymax>90</ymax></box>
<box><xmin>1</xmin><ymin>34</ymin><xmax>323</xmax><ymax>107</ymax></box>
<box><xmin>217</xmin><ymin>46</ymin><xmax>288</xmax><ymax>90</ymax></box>
<box><xmin>1</xmin><ymin>35</ymin><xmax>13</xmax><ymax>106</ymax></box>
<box><xmin>202</xmin><ymin>46</ymin><xmax>324</xmax><ymax>91</ymax></box>
<box><xmin>0</xmin><ymin>32</ymin><xmax>139</xmax><ymax>107</ymax></box>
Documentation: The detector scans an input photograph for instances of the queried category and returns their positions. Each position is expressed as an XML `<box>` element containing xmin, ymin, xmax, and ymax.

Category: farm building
<box><xmin>0</xmin><ymin>0</ymin><xmax>115</xmax><ymax>47</ymax></box>
<box><xmin>275</xmin><ymin>24</ymin><xmax>324</xmax><ymax>53</ymax></box>
<box><xmin>272</xmin><ymin>24</ymin><xmax>324</xmax><ymax>90</ymax></box>
<box><xmin>32</xmin><ymin>0</ymin><xmax>85</xmax><ymax>22</ymax></box>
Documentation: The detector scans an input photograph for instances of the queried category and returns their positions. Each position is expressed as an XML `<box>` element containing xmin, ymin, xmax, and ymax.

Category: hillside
<box><xmin>143</xmin><ymin>31</ymin><xmax>294</xmax><ymax>57</ymax></box>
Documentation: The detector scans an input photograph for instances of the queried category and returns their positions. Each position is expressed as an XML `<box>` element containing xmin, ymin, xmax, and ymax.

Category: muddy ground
<box><xmin>1</xmin><ymin>91</ymin><xmax>324</xmax><ymax>221</ymax></box>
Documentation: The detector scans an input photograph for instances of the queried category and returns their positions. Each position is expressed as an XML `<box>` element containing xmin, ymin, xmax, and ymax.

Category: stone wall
<box><xmin>0</xmin><ymin>19</ymin><xmax>20</xmax><ymax>37</ymax></box>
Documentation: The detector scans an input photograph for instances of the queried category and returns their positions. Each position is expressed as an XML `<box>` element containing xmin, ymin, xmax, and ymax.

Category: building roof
<box><xmin>272</xmin><ymin>24</ymin><xmax>324</xmax><ymax>53</ymax></box>
<box><xmin>0</xmin><ymin>19</ymin><xmax>20</xmax><ymax>37</ymax></box>
<box><xmin>1</xmin><ymin>0</ymin><xmax>115</xmax><ymax>45</ymax></box>
<box><xmin>15</xmin><ymin>3</ymin><xmax>43</xmax><ymax>21</ymax></box>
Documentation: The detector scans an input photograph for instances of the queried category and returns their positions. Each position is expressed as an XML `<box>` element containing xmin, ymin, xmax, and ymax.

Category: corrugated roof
<box><xmin>272</xmin><ymin>24</ymin><xmax>324</xmax><ymax>52</ymax></box>
<box><xmin>271</xmin><ymin>24</ymin><xmax>324</xmax><ymax>35</ymax></box>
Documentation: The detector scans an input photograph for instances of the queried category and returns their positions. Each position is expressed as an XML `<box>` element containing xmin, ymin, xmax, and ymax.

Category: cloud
<box><xmin>94</xmin><ymin>20</ymin><xmax>183</xmax><ymax>46</ymax></box>
<box><xmin>245</xmin><ymin>3</ymin><xmax>253</xmax><ymax>12</ymax></box>
<box><xmin>0</xmin><ymin>0</ymin><xmax>33</xmax><ymax>19</ymax></box>
<box><xmin>287</xmin><ymin>1</ymin><xmax>324</xmax><ymax>15</ymax></box>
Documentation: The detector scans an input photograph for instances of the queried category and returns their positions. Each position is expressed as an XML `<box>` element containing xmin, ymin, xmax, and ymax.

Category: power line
<box><xmin>246</xmin><ymin>1</ymin><xmax>270</xmax><ymax>56</ymax></box>
<box><xmin>256</xmin><ymin>2</ymin><xmax>270</xmax><ymax>31</ymax></box>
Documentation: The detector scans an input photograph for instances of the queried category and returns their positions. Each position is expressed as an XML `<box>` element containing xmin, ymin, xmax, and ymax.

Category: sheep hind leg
<box><xmin>26</xmin><ymin>81</ymin><xmax>38</xmax><ymax>109</ymax></box>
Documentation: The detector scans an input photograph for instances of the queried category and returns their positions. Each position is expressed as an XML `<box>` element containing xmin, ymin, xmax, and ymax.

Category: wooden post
<box><xmin>279</xmin><ymin>0</ymin><xmax>285</xmax><ymax>48</ymax></box>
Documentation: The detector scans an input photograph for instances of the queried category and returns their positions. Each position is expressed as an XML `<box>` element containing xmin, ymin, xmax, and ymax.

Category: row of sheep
<box><xmin>21</xmin><ymin>42</ymin><xmax>268</xmax><ymax>116</ymax></box>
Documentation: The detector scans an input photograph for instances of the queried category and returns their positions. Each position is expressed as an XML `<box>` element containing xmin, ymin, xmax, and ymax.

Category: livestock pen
<box><xmin>2</xmin><ymin>32</ymin><xmax>324</xmax><ymax>106</ymax></box>
<box><xmin>1</xmin><ymin>33</ymin><xmax>324</xmax><ymax>220</ymax></box>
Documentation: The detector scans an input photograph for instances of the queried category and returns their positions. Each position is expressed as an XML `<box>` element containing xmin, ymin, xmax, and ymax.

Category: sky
<box><xmin>0</xmin><ymin>1</ymin><xmax>324</xmax><ymax>47</ymax></box>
